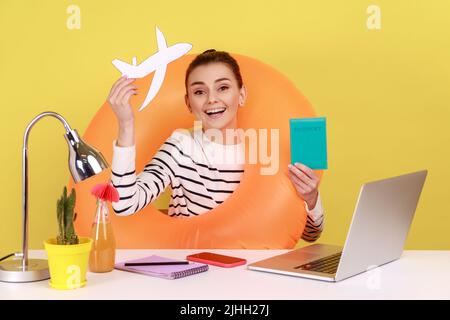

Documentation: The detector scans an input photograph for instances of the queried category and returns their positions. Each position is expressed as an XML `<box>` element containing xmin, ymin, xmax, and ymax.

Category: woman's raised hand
<box><xmin>107</xmin><ymin>75</ymin><xmax>137</xmax><ymax>125</ymax></box>
<box><xmin>107</xmin><ymin>76</ymin><xmax>138</xmax><ymax>147</ymax></box>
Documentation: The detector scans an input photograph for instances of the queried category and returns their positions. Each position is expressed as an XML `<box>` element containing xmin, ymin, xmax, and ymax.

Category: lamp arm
<box><xmin>21</xmin><ymin>112</ymin><xmax>74</xmax><ymax>269</ymax></box>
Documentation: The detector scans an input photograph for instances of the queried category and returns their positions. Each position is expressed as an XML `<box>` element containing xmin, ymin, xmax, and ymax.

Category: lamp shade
<box><xmin>65</xmin><ymin>129</ymin><xmax>109</xmax><ymax>183</ymax></box>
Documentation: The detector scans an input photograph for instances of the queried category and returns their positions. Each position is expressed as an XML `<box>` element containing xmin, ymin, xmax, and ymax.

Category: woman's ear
<box><xmin>239</xmin><ymin>85</ymin><xmax>247</xmax><ymax>107</ymax></box>
<box><xmin>185</xmin><ymin>94</ymin><xmax>192</xmax><ymax>113</ymax></box>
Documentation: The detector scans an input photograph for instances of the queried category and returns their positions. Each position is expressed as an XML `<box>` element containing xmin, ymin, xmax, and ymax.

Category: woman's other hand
<box><xmin>287</xmin><ymin>163</ymin><xmax>320</xmax><ymax>210</ymax></box>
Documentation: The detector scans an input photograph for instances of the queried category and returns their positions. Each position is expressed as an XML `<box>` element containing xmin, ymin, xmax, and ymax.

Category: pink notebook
<box><xmin>115</xmin><ymin>255</ymin><xmax>209</xmax><ymax>280</ymax></box>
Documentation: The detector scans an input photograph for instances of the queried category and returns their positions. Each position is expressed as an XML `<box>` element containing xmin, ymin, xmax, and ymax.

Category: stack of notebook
<box><xmin>115</xmin><ymin>255</ymin><xmax>209</xmax><ymax>280</ymax></box>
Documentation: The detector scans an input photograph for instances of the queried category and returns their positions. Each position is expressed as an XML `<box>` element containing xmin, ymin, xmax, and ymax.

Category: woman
<box><xmin>108</xmin><ymin>49</ymin><xmax>324</xmax><ymax>242</ymax></box>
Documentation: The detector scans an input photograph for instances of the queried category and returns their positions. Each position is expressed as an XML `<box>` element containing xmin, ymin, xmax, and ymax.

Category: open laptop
<box><xmin>248</xmin><ymin>170</ymin><xmax>427</xmax><ymax>282</ymax></box>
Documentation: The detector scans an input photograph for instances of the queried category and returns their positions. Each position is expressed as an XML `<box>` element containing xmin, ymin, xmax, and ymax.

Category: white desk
<box><xmin>1</xmin><ymin>250</ymin><xmax>449</xmax><ymax>300</ymax></box>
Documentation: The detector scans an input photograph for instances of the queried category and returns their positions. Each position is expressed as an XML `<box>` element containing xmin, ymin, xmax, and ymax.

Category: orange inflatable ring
<box><xmin>73</xmin><ymin>54</ymin><xmax>322</xmax><ymax>249</ymax></box>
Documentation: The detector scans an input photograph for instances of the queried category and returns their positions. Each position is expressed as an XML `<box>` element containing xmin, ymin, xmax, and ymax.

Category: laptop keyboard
<box><xmin>294</xmin><ymin>252</ymin><xmax>342</xmax><ymax>274</ymax></box>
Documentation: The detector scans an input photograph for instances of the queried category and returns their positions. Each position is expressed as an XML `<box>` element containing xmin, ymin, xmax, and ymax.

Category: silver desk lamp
<box><xmin>0</xmin><ymin>111</ymin><xmax>109</xmax><ymax>282</ymax></box>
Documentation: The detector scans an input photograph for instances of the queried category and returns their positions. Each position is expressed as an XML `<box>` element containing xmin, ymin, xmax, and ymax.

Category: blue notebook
<box><xmin>289</xmin><ymin>117</ymin><xmax>328</xmax><ymax>170</ymax></box>
<box><xmin>115</xmin><ymin>255</ymin><xmax>209</xmax><ymax>280</ymax></box>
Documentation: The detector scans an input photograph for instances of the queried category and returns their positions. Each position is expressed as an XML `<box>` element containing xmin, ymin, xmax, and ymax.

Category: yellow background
<box><xmin>1</xmin><ymin>0</ymin><xmax>449</xmax><ymax>257</ymax></box>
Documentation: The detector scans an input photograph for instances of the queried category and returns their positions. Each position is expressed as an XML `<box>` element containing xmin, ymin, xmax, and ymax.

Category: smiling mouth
<box><xmin>204</xmin><ymin>107</ymin><xmax>226</xmax><ymax>115</ymax></box>
<box><xmin>204</xmin><ymin>107</ymin><xmax>226</xmax><ymax>119</ymax></box>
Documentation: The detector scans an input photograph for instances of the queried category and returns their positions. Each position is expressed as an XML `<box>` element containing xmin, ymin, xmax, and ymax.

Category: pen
<box><xmin>124</xmin><ymin>261</ymin><xmax>190</xmax><ymax>266</ymax></box>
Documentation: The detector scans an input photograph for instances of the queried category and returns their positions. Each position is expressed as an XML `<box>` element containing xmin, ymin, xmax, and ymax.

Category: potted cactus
<box><xmin>44</xmin><ymin>186</ymin><xmax>92</xmax><ymax>290</ymax></box>
<box><xmin>56</xmin><ymin>186</ymin><xmax>79</xmax><ymax>245</ymax></box>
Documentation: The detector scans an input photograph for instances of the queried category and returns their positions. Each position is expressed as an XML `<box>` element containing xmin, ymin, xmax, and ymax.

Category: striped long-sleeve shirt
<box><xmin>111</xmin><ymin>128</ymin><xmax>324</xmax><ymax>242</ymax></box>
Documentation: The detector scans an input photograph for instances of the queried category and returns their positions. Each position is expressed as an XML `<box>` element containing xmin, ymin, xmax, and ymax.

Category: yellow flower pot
<box><xmin>44</xmin><ymin>237</ymin><xmax>92</xmax><ymax>290</ymax></box>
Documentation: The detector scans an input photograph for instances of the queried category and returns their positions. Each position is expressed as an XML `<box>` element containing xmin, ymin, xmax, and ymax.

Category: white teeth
<box><xmin>205</xmin><ymin>107</ymin><xmax>226</xmax><ymax>115</ymax></box>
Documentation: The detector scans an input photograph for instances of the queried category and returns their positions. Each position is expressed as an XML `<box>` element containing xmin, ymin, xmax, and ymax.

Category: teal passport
<box><xmin>289</xmin><ymin>117</ymin><xmax>328</xmax><ymax>169</ymax></box>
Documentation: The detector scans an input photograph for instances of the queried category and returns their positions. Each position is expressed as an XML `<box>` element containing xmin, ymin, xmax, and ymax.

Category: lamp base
<box><xmin>0</xmin><ymin>259</ymin><xmax>49</xmax><ymax>282</ymax></box>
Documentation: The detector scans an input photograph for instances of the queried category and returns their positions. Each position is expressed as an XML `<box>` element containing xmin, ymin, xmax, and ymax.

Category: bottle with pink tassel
<box><xmin>89</xmin><ymin>182</ymin><xmax>119</xmax><ymax>273</ymax></box>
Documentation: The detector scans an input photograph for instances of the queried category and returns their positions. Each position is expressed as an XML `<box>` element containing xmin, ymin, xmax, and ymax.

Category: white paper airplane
<box><xmin>112</xmin><ymin>26</ymin><xmax>192</xmax><ymax>111</ymax></box>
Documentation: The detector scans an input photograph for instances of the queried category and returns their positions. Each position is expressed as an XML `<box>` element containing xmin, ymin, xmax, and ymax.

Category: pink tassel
<box><xmin>91</xmin><ymin>182</ymin><xmax>119</xmax><ymax>202</ymax></box>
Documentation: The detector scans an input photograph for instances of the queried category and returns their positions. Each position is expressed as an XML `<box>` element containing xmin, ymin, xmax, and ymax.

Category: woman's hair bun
<box><xmin>185</xmin><ymin>49</ymin><xmax>243</xmax><ymax>89</ymax></box>
<box><xmin>202</xmin><ymin>49</ymin><xmax>217</xmax><ymax>54</ymax></box>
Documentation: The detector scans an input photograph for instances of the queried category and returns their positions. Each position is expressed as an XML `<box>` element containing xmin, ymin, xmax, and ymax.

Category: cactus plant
<box><xmin>56</xmin><ymin>186</ymin><xmax>79</xmax><ymax>245</ymax></box>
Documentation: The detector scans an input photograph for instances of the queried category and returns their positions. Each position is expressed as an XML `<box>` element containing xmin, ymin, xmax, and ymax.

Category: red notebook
<box><xmin>115</xmin><ymin>255</ymin><xmax>209</xmax><ymax>280</ymax></box>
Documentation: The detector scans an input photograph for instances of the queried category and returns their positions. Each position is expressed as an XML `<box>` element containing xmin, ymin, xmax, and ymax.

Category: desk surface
<box><xmin>2</xmin><ymin>250</ymin><xmax>450</xmax><ymax>300</ymax></box>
